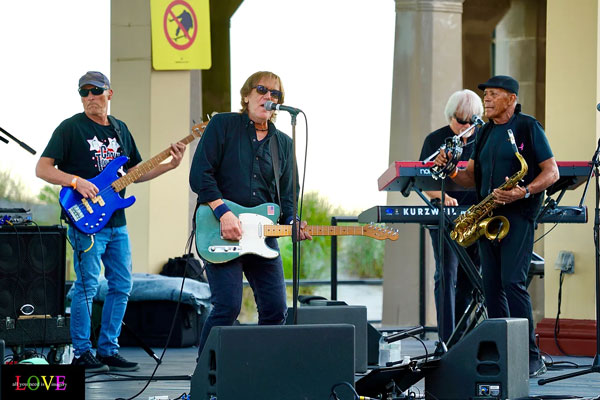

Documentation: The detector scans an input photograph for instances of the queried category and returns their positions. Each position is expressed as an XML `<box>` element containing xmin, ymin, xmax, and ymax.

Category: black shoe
<box><xmin>529</xmin><ymin>358</ymin><xmax>547</xmax><ymax>378</ymax></box>
<box><xmin>72</xmin><ymin>351</ymin><xmax>109</xmax><ymax>373</ymax></box>
<box><xmin>96</xmin><ymin>353</ymin><xmax>140</xmax><ymax>372</ymax></box>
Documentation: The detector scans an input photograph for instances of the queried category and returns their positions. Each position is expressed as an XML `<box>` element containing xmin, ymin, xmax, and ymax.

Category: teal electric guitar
<box><xmin>194</xmin><ymin>199</ymin><xmax>399</xmax><ymax>264</ymax></box>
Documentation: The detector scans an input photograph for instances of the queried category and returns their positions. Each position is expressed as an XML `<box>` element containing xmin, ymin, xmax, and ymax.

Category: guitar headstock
<box><xmin>363</xmin><ymin>224</ymin><xmax>399</xmax><ymax>241</ymax></box>
<box><xmin>191</xmin><ymin>121</ymin><xmax>209</xmax><ymax>138</ymax></box>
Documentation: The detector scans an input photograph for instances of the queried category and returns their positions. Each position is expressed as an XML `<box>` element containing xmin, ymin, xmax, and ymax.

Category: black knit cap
<box><xmin>477</xmin><ymin>75</ymin><xmax>519</xmax><ymax>95</ymax></box>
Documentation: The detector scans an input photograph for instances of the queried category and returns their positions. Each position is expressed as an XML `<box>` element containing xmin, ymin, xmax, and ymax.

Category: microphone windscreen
<box><xmin>264</xmin><ymin>101</ymin><xmax>275</xmax><ymax>111</ymax></box>
<box><xmin>471</xmin><ymin>115</ymin><xmax>485</xmax><ymax>126</ymax></box>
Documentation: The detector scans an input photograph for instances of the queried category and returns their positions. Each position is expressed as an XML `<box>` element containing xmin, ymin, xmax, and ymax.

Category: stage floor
<box><xmin>77</xmin><ymin>338</ymin><xmax>600</xmax><ymax>400</ymax></box>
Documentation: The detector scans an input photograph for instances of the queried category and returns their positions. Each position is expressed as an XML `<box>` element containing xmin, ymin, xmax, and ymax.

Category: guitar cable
<box><xmin>112</xmin><ymin>227</ymin><xmax>197</xmax><ymax>400</ymax></box>
<box><xmin>69</xmin><ymin>227</ymin><xmax>101</xmax><ymax>355</ymax></box>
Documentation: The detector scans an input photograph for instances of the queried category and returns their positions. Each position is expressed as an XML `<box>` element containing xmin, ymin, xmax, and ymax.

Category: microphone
<box><xmin>471</xmin><ymin>114</ymin><xmax>485</xmax><ymax>126</ymax></box>
<box><xmin>596</xmin><ymin>103</ymin><xmax>600</xmax><ymax>111</ymax></box>
<box><xmin>264</xmin><ymin>100</ymin><xmax>301</xmax><ymax>114</ymax></box>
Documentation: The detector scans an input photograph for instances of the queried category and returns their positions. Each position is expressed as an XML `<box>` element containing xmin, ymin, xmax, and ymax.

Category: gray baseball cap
<box><xmin>78</xmin><ymin>71</ymin><xmax>111</xmax><ymax>89</ymax></box>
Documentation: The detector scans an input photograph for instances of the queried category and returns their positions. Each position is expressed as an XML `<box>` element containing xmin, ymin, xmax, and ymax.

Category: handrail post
<box><xmin>330</xmin><ymin>216</ymin><xmax>338</xmax><ymax>300</ymax></box>
<box><xmin>330</xmin><ymin>216</ymin><xmax>359</xmax><ymax>300</ymax></box>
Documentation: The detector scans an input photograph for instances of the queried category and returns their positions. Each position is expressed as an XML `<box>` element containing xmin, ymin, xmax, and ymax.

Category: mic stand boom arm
<box><xmin>422</xmin><ymin>119</ymin><xmax>480</xmax><ymax>163</ymax></box>
<box><xmin>0</xmin><ymin>125</ymin><xmax>36</xmax><ymax>154</ymax></box>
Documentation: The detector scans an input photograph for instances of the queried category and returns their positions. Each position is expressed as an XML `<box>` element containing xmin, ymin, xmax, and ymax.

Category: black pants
<box><xmin>429</xmin><ymin>228</ymin><xmax>479</xmax><ymax>342</ymax></box>
<box><xmin>478</xmin><ymin>210</ymin><xmax>539</xmax><ymax>361</ymax></box>
<box><xmin>197</xmin><ymin>238</ymin><xmax>288</xmax><ymax>356</ymax></box>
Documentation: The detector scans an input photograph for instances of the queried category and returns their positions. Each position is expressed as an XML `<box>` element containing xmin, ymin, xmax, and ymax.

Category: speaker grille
<box><xmin>477</xmin><ymin>340</ymin><xmax>500</xmax><ymax>361</ymax></box>
<box><xmin>0</xmin><ymin>226</ymin><xmax>66</xmax><ymax>319</ymax></box>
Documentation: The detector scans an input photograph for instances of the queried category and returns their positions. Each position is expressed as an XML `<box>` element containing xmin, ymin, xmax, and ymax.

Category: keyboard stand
<box><xmin>414</xmin><ymin>188</ymin><xmax>488</xmax><ymax>350</ymax></box>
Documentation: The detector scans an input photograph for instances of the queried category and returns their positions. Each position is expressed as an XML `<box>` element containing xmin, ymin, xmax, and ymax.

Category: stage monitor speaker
<box><xmin>0</xmin><ymin>225</ymin><xmax>67</xmax><ymax>319</ymax></box>
<box><xmin>425</xmin><ymin>318</ymin><xmax>529</xmax><ymax>400</ymax></box>
<box><xmin>286</xmin><ymin>305</ymin><xmax>367</xmax><ymax>372</ymax></box>
<box><xmin>191</xmin><ymin>324</ymin><xmax>355</xmax><ymax>400</ymax></box>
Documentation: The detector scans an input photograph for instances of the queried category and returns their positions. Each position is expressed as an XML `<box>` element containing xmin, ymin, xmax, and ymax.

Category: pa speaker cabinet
<box><xmin>425</xmin><ymin>318</ymin><xmax>529</xmax><ymax>400</ymax></box>
<box><xmin>191</xmin><ymin>324</ymin><xmax>355</xmax><ymax>400</ymax></box>
<box><xmin>0</xmin><ymin>225</ymin><xmax>67</xmax><ymax>319</ymax></box>
<box><xmin>286</xmin><ymin>305</ymin><xmax>368</xmax><ymax>372</ymax></box>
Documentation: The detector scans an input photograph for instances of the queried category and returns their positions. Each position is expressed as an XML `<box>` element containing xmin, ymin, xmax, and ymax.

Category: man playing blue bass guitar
<box><xmin>36</xmin><ymin>71</ymin><xmax>186</xmax><ymax>372</ymax></box>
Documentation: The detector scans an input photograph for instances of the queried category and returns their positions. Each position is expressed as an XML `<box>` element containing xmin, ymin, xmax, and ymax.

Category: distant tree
<box><xmin>280</xmin><ymin>191</ymin><xmax>384</xmax><ymax>280</ymax></box>
<box><xmin>0</xmin><ymin>170</ymin><xmax>35</xmax><ymax>202</ymax></box>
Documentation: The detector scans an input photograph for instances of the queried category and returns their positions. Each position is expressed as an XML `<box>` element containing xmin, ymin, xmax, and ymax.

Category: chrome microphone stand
<box><xmin>539</xmin><ymin>138</ymin><xmax>600</xmax><ymax>385</ymax></box>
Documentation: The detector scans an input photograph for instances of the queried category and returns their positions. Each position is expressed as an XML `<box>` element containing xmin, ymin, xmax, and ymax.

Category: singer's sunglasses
<box><xmin>79</xmin><ymin>86</ymin><xmax>106</xmax><ymax>97</ymax></box>
<box><xmin>453</xmin><ymin>114</ymin><xmax>471</xmax><ymax>125</ymax></box>
<box><xmin>253</xmin><ymin>85</ymin><xmax>282</xmax><ymax>101</ymax></box>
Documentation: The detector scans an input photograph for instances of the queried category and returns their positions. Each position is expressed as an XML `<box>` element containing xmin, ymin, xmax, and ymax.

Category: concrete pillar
<box><xmin>111</xmin><ymin>0</ymin><xmax>192</xmax><ymax>273</ymax></box>
<box><xmin>462</xmin><ymin>0</ymin><xmax>510</xmax><ymax>93</ymax></box>
<box><xmin>383</xmin><ymin>0</ymin><xmax>464</xmax><ymax>326</ymax></box>
<box><xmin>545</xmin><ymin>0</ymin><xmax>597</xmax><ymax>322</ymax></box>
<box><xmin>202</xmin><ymin>0</ymin><xmax>243</xmax><ymax>115</ymax></box>
<box><xmin>495</xmin><ymin>0</ymin><xmax>546</xmax><ymax>122</ymax></box>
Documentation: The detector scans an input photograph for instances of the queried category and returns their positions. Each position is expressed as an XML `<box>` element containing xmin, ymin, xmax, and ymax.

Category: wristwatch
<box><xmin>524</xmin><ymin>186</ymin><xmax>531</xmax><ymax>199</ymax></box>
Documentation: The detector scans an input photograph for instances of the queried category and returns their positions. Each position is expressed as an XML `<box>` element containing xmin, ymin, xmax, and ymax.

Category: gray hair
<box><xmin>444</xmin><ymin>89</ymin><xmax>484</xmax><ymax>124</ymax></box>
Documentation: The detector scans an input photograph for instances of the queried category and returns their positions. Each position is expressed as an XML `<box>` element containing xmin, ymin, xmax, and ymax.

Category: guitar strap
<box><xmin>269</xmin><ymin>134</ymin><xmax>283</xmax><ymax>218</ymax></box>
<box><xmin>107</xmin><ymin>115</ymin><xmax>130</xmax><ymax>157</ymax></box>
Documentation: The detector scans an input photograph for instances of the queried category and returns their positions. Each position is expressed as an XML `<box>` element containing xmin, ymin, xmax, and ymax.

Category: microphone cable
<box><xmin>295</xmin><ymin>110</ymin><xmax>309</xmax><ymax>294</ymax></box>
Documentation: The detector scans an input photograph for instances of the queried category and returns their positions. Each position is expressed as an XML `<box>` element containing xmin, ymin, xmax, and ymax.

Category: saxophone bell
<box><xmin>452</xmin><ymin>215</ymin><xmax>510</xmax><ymax>248</ymax></box>
<box><xmin>480</xmin><ymin>215</ymin><xmax>510</xmax><ymax>242</ymax></box>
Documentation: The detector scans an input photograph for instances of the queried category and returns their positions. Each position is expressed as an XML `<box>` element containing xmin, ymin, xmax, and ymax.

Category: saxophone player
<box><xmin>434</xmin><ymin>75</ymin><xmax>559</xmax><ymax>378</ymax></box>
<box><xmin>419</xmin><ymin>89</ymin><xmax>483</xmax><ymax>343</ymax></box>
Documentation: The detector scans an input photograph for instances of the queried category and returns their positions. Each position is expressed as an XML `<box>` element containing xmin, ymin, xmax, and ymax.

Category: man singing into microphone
<box><xmin>435</xmin><ymin>75</ymin><xmax>559</xmax><ymax>377</ymax></box>
<box><xmin>189</xmin><ymin>71</ymin><xmax>311</xmax><ymax>356</ymax></box>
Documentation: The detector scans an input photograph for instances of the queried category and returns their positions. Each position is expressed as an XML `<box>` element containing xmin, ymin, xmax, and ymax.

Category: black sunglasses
<box><xmin>253</xmin><ymin>85</ymin><xmax>282</xmax><ymax>100</ymax></box>
<box><xmin>453</xmin><ymin>114</ymin><xmax>471</xmax><ymax>125</ymax></box>
<box><xmin>79</xmin><ymin>87</ymin><xmax>106</xmax><ymax>97</ymax></box>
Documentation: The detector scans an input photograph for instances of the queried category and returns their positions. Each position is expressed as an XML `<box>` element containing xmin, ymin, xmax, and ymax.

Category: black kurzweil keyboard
<box><xmin>358</xmin><ymin>205</ymin><xmax>588</xmax><ymax>224</ymax></box>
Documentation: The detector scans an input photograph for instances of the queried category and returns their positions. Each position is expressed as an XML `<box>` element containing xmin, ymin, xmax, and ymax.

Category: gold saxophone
<box><xmin>450</xmin><ymin>129</ymin><xmax>528</xmax><ymax>247</ymax></box>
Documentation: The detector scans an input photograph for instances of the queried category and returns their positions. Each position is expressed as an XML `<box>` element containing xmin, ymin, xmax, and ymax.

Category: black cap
<box><xmin>477</xmin><ymin>75</ymin><xmax>519</xmax><ymax>95</ymax></box>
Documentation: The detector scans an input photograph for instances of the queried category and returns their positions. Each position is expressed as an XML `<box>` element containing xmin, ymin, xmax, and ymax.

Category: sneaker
<box><xmin>72</xmin><ymin>351</ymin><xmax>109</xmax><ymax>373</ymax></box>
<box><xmin>529</xmin><ymin>358</ymin><xmax>547</xmax><ymax>378</ymax></box>
<box><xmin>96</xmin><ymin>353</ymin><xmax>140</xmax><ymax>372</ymax></box>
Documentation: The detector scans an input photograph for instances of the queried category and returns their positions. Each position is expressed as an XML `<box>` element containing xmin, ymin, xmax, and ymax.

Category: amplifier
<box><xmin>0</xmin><ymin>208</ymin><xmax>32</xmax><ymax>225</ymax></box>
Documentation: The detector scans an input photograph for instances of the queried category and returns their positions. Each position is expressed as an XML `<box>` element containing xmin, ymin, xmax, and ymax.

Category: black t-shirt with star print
<box><xmin>42</xmin><ymin>112</ymin><xmax>142</xmax><ymax>227</ymax></box>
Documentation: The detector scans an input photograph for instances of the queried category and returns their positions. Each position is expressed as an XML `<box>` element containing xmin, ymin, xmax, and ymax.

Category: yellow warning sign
<box><xmin>151</xmin><ymin>0</ymin><xmax>211</xmax><ymax>70</ymax></box>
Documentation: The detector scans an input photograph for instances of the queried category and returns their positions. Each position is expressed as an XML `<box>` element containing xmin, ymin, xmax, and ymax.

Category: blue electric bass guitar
<box><xmin>194</xmin><ymin>199</ymin><xmax>399</xmax><ymax>264</ymax></box>
<box><xmin>60</xmin><ymin>122</ymin><xmax>206</xmax><ymax>234</ymax></box>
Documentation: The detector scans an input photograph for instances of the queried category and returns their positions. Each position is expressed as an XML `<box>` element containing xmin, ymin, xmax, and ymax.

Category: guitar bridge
<box><xmin>208</xmin><ymin>245</ymin><xmax>242</xmax><ymax>254</ymax></box>
<box><xmin>67</xmin><ymin>205</ymin><xmax>84</xmax><ymax>222</ymax></box>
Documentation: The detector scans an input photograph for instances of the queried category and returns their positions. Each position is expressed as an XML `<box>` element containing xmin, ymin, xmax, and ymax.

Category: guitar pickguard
<box><xmin>195</xmin><ymin>201</ymin><xmax>281</xmax><ymax>264</ymax></box>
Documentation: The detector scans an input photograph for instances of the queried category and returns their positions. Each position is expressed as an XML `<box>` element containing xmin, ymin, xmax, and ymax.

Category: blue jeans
<box><xmin>68</xmin><ymin>225</ymin><xmax>133</xmax><ymax>358</ymax></box>
<box><xmin>197</xmin><ymin>238</ymin><xmax>287</xmax><ymax>355</ymax></box>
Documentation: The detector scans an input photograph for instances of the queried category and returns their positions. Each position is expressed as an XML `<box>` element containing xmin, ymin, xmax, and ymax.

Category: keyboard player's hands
<box><xmin>444</xmin><ymin>195</ymin><xmax>459</xmax><ymax>206</ymax></box>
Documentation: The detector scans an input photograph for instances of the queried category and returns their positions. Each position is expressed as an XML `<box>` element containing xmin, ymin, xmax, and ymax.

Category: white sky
<box><xmin>0</xmin><ymin>0</ymin><xmax>394</xmax><ymax>213</ymax></box>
